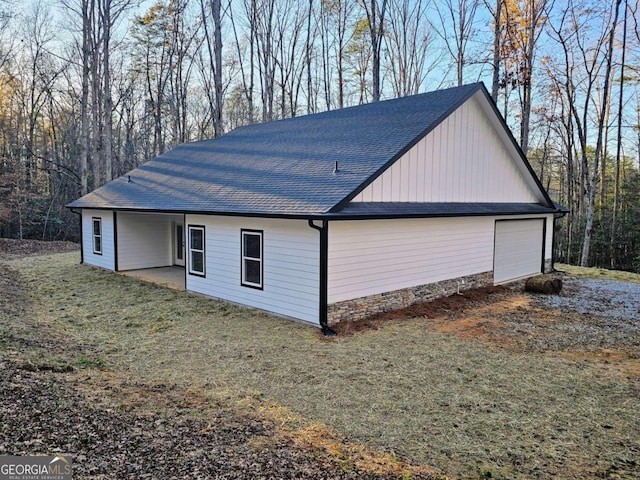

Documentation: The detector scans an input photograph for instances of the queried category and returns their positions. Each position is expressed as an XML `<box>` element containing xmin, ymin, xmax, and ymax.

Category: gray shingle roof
<box><xmin>68</xmin><ymin>83</ymin><xmax>556</xmax><ymax>217</ymax></box>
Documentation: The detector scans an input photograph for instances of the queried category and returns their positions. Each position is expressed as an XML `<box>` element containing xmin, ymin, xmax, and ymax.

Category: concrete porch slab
<box><xmin>120</xmin><ymin>266</ymin><xmax>185</xmax><ymax>291</ymax></box>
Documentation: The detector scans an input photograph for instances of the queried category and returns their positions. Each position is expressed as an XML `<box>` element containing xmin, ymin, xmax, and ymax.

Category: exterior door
<box><xmin>174</xmin><ymin>222</ymin><xmax>185</xmax><ymax>267</ymax></box>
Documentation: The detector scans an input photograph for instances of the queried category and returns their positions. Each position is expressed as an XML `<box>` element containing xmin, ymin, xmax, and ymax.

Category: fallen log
<box><xmin>525</xmin><ymin>276</ymin><xmax>563</xmax><ymax>294</ymax></box>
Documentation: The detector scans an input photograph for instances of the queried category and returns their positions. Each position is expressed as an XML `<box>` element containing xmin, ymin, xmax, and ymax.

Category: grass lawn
<box><xmin>555</xmin><ymin>263</ymin><xmax>640</xmax><ymax>283</ymax></box>
<box><xmin>3</xmin><ymin>252</ymin><xmax>639</xmax><ymax>478</ymax></box>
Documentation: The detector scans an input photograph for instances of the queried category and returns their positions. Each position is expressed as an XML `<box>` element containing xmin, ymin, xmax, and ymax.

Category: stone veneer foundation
<box><xmin>327</xmin><ymin>271</ymin><xmax>494</xmax><ymax>324</ymax></box>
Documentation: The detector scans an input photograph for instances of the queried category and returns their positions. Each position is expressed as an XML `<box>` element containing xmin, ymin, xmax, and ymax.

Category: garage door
<box><xmin>494</xmin><ymin>219</ymin><xmax>544</xmax><ymax>284</ymax></box>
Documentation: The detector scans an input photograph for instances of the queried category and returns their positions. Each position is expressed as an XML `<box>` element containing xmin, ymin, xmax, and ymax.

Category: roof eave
<box><xmin>65</xmin><ymin>204</ymin><xmax>563</xmax><ymax>221</ymax></box>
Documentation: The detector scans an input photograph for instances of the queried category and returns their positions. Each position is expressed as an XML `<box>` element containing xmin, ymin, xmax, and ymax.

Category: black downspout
<box><xmin>70</xmin><ymin>208</ymin><xmax>83</xmax><ymax>264</ymax></box>
<box><xmin>308</xmin><ymin>219</ymin><xmax>336</xmax><ymax>336</ymax></box>
<box><xmin>551</xmin><ymin>216</ymin><xmax>557</xmax><ymax>272</ymax></box>
<box><xmin>541</xmin><ymin>217</ymin><xmax>547</xmax><ymax>274</ymax></box>
<box><xmin>183</xmin><ymin>213</ymin><xmax>187</xmax><ymax>288</ymax></box>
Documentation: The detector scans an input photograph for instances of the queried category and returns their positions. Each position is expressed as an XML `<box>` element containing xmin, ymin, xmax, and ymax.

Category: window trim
<box><xmin>241</xmin><ymin>229</ymin><xmax>263</xmax><ymax>290</ymax></box>
<box><xmin>92</xmin><ymin>217</ymin><xmax>102</xmax><ymax>255</ymax></box>
<box><xmin>187</xmin><ymin>225</ymin><xmax>206</xmax><ymax>277</ymax></box>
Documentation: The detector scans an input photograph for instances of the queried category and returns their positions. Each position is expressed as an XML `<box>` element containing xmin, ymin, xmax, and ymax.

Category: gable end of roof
<box><xmin>329</xmin><ymin>83</ymin><xmax>485</xmax><ymax>213</ymax></box>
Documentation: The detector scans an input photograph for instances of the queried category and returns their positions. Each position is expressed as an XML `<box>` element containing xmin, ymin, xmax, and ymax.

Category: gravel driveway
<box><xmin>534</xmin><ymin>277</ymin><xmax>640</xmax><ymax>321</ymax></box>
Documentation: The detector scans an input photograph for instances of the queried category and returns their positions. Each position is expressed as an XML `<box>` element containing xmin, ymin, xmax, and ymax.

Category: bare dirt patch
<box><xmin>334</xmin><ymin>276</ymin><xmax>640</xmax><ymax>380</ymax></box>
<box><xmin>330</xmin><ymin>285</ymin><xmax>510</xmax><ymax>337</ymax></box>
<box><xmin>2</xmin><ymin>359</ymin><xmax>426</xmax><ymax>479</ymax></box>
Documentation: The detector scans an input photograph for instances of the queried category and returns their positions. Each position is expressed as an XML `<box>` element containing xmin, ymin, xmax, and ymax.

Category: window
<box><xmin>241</xmin><ymin>230</ymin><xmax>263</xmax><ymax>289</ymax></box>
<box><xmin>92</xmin><ymin>217</ymin><xmax>102</xmax><ymax>255</ymax></box>
<box><xmin>188</xmin><ymin>225</ymin><xmax>205</xmax><ymax>276</ymax></box>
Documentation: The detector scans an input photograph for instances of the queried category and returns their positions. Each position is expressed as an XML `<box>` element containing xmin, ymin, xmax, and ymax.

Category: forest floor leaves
<box><xmin>1</xmin><ymin>239</ymin><xmax>639</xmax><ymax>479</ymax></box>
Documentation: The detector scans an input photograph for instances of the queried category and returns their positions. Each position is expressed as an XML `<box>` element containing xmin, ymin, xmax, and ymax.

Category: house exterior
<box><xmin>68</xmin><ymin>83</ymin><xmax>566</xmax><ymax>334</ymax></box>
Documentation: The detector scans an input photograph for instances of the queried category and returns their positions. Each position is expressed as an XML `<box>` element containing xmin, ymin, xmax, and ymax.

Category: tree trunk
<box><xmin>490</xmin><ymin>0</ymin><xmax>501</xmax><ymax>101</ymax></box>
<box><xmin>80</xmin><ymin>0</ymin><xmax>91</xmax><ymax>195</ymax></box>
<box><xmin>364</xmin><ymin>0</ymin><xmax>387</xmax><ymax>102</ymax></box>
<box><xmin>101</xmin><ymin>0</ymin><xmax>113</xmax><ymax>182</ymax></box>
<box><xmin>212</xmin><ymin>0</ymin><xmax>223</xmax><ymax>137</ymax></box>
<box><xmin>580</xmin><ymin>0</ymin><xmax>621</xmax><ymax>266</ymax></box>
<box><xmin>610</xmin><ymin>0</ymin><xmax>627</xmax><ymax>269</ymax></box>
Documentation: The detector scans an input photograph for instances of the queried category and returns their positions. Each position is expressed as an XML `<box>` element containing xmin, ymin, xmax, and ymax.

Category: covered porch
<box><xmin>114</xmin><ymin>211</ymin><xmax>186</xmax><ymax>272</ymax></box>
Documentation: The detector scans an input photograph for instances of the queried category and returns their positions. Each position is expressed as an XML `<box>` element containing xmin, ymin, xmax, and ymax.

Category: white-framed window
<box><xmin>241</xmin><ymin>229</ymin><xmax>263</xmax><ymax>289</ymax></box>
<box><xmin>188</xmin><ymin>225</ymin><xmax>206</xmax><ymax>277</ymax></box>
<box><xmin>92</xmin><ymin>217</ymin><xmax>102</xmax><ymax>255</ymax></box>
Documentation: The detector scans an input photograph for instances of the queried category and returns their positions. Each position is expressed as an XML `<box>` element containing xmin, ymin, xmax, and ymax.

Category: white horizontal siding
<box><xmin>327</xmin><ymin>217</ymin><xmax>495</xmax><ymax>303</ymax></box>
<box><xmin>353</xmin><ymin>95</ymin><xmax>539</xmax><ymax>204</ymax></box>
<box><xmin>116</xmin><ymin>212</ymin><xmax>177</xmax><ymax>270</ymax></box>
<box><xmin>185</xmin><ymin>215</ymin><xmax>320</xmax><ymax>324</ymax></box>
<box><xmin>82</xmin><ymin>209</ymin><xmax>115</xmax><ymax>271</ymax></box>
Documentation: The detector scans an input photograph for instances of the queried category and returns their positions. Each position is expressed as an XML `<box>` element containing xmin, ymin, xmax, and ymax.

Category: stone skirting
<box><xmin>544</xmin><ymin>259</ymin><xmax>553</xmax><ymax>273</ymax></box>
<box><xmin>327</xmin><ymin>271</ymin><xmax>494</xmax><ymax>324</ymax></box>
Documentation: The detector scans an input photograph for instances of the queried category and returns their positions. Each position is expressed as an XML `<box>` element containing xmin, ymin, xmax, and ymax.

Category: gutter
<box><xmin>307</xmin><ymin>219</ymin><xmax>336</xmax><ymax>336</ymax></box>
<box><xmin>64</xmin><ymin>203</ymin><xmax>567</xmax><ymax>221</ymax></box>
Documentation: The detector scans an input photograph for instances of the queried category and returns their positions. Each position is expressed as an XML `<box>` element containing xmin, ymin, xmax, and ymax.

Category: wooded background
<box><xmin>0</xmin><ymin>0</ymin><xmax>638</xmax><ymax>272</ymax></box>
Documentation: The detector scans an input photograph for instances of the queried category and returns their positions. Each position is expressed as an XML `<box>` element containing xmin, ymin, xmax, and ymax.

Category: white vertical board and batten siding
<box><xmin>82</xmin><ymin>209</ymin><xmax>115</xmax><ymax>270</ymax></box>
<box><xmin>352</xmin><ymin>95</ymin><xmax>540</xmax><ymax>203</ymax></box>
<box><xmin>186</xmin><ymin>215</ymin><xmax>320</xmax><ymax>324</ymax></box>
<box><xmin>327</xmin><ymin>217</ymin><xmax>494</xmax><ymax>303</ymax></box>
<box><xmin>116</xmin><ymin>212</ymin><xmax>178</xmax><ymax>270</ymax></box>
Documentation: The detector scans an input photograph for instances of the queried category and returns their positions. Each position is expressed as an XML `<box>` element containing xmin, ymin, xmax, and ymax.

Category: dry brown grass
<box><xmin>4</xmin><ymin>252</ymin><xmax>640</xmax><ymax>479</ymax></box>
<box><xmin>556</xmin><ymin>262</ymin><xmax>640</xmax><ymax>283</ymax></box>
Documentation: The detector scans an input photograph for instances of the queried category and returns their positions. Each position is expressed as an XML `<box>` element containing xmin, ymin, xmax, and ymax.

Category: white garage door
<box><xmin>494</xmin><ymin>219</ymin><xmax>544</xmax><ymax>284</ymax></box>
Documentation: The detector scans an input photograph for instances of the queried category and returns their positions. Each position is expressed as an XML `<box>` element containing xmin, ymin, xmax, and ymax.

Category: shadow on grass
<box><xmin>6</xmin><ymin>252</ymin><xmax>640</xmax><ymax>479</ymax></box>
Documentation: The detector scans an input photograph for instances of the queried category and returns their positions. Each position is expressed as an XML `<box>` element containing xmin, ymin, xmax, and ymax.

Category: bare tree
<box><xmin>360</xmin><ymin>0</ymin><xmax>387</xmax><ymax>101</ymax></box>
<box><xmin>500</xmin><ymin>0</ymin><xmax>552</xmax><ymax>154</ymax></box>
<box><xmin>610</xmin><ymin>0</ymin><xmax>629</xmax><ymax>267</ymax></box>
<box><xmin>254</xmin><ymin>0</ymin><xmax>276</xmax><ymax>121</ymax></box>
<box><xmin>433</xmin><ymin>0</ymin><xmax>479</xmax><ymax>86</ymax></box>
<box><xmin>580</xmin><ymin>0</ymin><xmax>622</xmax><ymax>266</ymax></box>
<box><xmin>229</xmin><ymin>0</ymin><xmax>257</xmax><ymax>124</ymax></box>
<box><xmin>317</xmin><ymin>0</ymin><xmax>356</xmax><ymax>109</ymax></box>
<box><xmin>345</xmin><ymin>17</ymin><xmax>372</xmax><ymax>104</ymax></box>
<box><xmin>80</xmin><ymin>0</ymin><xmax>91</xmax><ymax>194</ymax></box>
<box><xmin>484</xmin><ymin>0</ymin><xmax>504</xmax><ymax>101</ymax></box>
<box><xmin>385</xmin><ymin>0</ymin><xmax>434</xmax><ymax>97</ymax></box>
<box><xmin>272</xmin><ymin>0</ymin><xmax>307</xmax><ymax>118</ymax></box>
<box><xmin>201</xmin><ymin>0</ymin><xmax>224</xmax><ymax>137</ymax></box>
